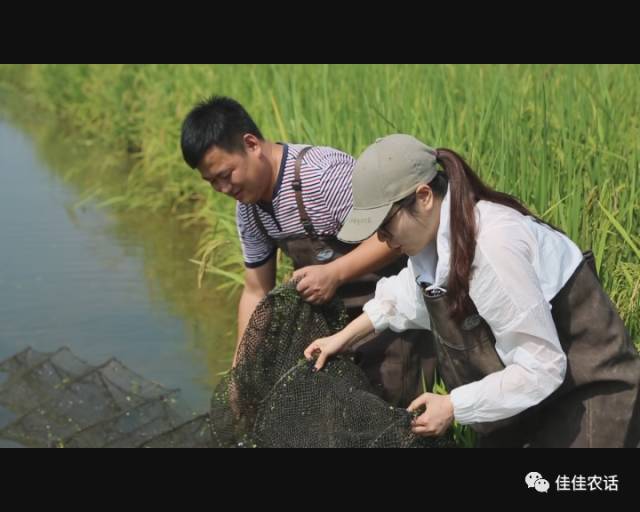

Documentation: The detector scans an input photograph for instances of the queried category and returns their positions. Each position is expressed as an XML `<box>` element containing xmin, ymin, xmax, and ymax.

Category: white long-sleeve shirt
<box><xmin>363</xmin><ymin>189</ymin><xmax>584</xmax><ymax>425</ymax></box>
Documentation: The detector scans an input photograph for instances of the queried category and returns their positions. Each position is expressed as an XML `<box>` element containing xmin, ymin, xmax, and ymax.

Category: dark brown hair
<box><xmin>398</xmin><ymin>148</ymin><xmax>559</xmax><ymax>322</ymax></box>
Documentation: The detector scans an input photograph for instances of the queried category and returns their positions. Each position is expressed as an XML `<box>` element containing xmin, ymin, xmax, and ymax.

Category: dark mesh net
<box><xmin>0</xmin><ymin>282</ymin><xmax>453</xmax><ymax>448</ymax></box>
<box><xmin>0</xmin><ymin>347</ymin><xmax>186</xmax><ymax>447</ymax></box>
<box><xmin>140</xmin><ymin>414</ymin><xmax>213</xmax><ymax>448</ymax></box>
<box><xmin>209</xmin><ymin>281</ymin><xmax>453</xmax><ymax>448</ymax></box>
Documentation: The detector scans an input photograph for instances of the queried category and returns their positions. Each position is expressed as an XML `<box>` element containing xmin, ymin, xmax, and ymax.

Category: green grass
<box><xmin>1</xmin><ymin>64</ymin><xmax>637</xmax><ymax>343</ymax></box>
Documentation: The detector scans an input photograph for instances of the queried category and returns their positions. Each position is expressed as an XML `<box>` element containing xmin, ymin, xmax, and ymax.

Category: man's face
<box><xmin>197</xmin><ymin>137</ymin><xmax>265</xmax><ymax>203</ymax></box>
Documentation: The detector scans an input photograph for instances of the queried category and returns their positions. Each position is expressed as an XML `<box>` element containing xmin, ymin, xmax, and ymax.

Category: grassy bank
<box><xmin>1</xmin><ymin>64</ymin><xmax>638</xmax><ymax>346</ymax></box>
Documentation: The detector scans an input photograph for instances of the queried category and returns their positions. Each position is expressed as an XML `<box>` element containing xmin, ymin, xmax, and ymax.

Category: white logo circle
<box><xmin>525</xmin><ymin>472</ymin><xmax>543</xmax><ymax>488</ymax></box>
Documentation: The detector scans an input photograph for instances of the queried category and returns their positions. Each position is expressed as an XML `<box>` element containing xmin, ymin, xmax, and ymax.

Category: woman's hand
<box><xmin>304</xmin><ymin>313</ymin><xmax>375</xmax><ymax>371</ymax></box>
<box><xmin>304</xmin><ymin>332</ymin><xmax>351</xmax><ymax>371</ymax></box>
<box><xmin>407</xmin><ymin>393</ymin><xmax>454</xmax><ymax>437</ymax></box>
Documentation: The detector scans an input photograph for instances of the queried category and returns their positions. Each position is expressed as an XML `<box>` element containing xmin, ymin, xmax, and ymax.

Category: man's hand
<box><xmin>292</xmin><ymin>263</ymin><xmax>341</xmax><ymax>304</ymax></box>
<box><xmin>292</xmin><ymin>234</ymin><xmax>401</xmax><ymax>305</ymax></box>
<box><xmin>407</xmin><ymin>393</ymin><xmax>455</xmax><ymax>437</ymax></box>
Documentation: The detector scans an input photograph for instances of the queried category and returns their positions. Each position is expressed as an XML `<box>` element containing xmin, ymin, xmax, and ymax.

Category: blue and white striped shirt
<box><xmin>237</xmin><ymin>143</ymin><xmax>356</xmax><ymax>268</ymax></box>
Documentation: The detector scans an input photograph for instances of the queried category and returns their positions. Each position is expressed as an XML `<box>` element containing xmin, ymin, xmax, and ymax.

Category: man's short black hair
<box><xmin>180</xmin><ymin>96</ymin><xmax>264</xmax><ymax>169</ymax></box>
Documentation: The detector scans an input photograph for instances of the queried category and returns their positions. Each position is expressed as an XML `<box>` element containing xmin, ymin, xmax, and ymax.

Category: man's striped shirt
<box><xmin>236</xmin><ymin>143</ymin><xmax>356</xmax><ymax>268</ymax></box>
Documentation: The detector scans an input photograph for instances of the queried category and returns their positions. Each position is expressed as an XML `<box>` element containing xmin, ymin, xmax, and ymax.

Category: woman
<box><xmin>304</xmin><ymin>134</ymin><xmax>640</xmax><ymax>448</ymax></box>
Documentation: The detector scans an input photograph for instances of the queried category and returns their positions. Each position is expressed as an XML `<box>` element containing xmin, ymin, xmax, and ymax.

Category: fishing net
<box><xmin>0</xmin><ymin>347</ymin><xmax>192</xmax><ymax>447</ymax></box>
<box><xmin>208</xmin><ymin>280</ymin><xmax>453</xmax><ymax>448</ymax></box>
<box><xmin>0</xmin><ymin>281</ymin><xmax>453</xmax><ymax>448</ymax></box>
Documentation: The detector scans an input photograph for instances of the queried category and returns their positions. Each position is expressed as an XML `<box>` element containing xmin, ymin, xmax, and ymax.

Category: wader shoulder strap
<box><xmin>292</xmin><ymin>146</ymin><xmax>318</xmax><ymax>238</ymax></box>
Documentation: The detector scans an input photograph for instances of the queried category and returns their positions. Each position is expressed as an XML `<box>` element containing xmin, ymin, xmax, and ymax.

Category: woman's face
<box><xmin>377</xmin><ymin>184</ymin><xmax>442</xmax><ymax>257</ymax></box>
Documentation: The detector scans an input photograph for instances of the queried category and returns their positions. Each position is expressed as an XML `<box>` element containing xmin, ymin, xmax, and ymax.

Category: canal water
<box><xmin>0</xmin><ymin>103</ymin><xmax>237</xmax><ymax>446</ymax></box>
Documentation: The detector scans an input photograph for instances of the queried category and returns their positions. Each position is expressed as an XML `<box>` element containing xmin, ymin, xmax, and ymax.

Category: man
<box><xmin>180</xmin><ymin>95</ymin><xmax>434</xmax><ymax>406</ymax></box>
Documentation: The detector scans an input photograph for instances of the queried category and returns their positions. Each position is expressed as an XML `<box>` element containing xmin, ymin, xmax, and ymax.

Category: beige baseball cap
<box><xmin>338</xmin><ymin>134</ymin><xmax>438</xmax><ymax>243</ymax></box>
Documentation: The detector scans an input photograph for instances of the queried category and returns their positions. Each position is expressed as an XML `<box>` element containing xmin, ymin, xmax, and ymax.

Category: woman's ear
<box><xmin>415</xmin><ymin>184</ymin><xmax>434</xmax><ymax>210</ymax></box>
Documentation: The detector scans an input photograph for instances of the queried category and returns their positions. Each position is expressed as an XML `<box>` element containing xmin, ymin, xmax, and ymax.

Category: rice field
<box><xmin>1</xmin><ymin>64</ymin><xmax>638</xmax><ymax>348</ymax></box>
